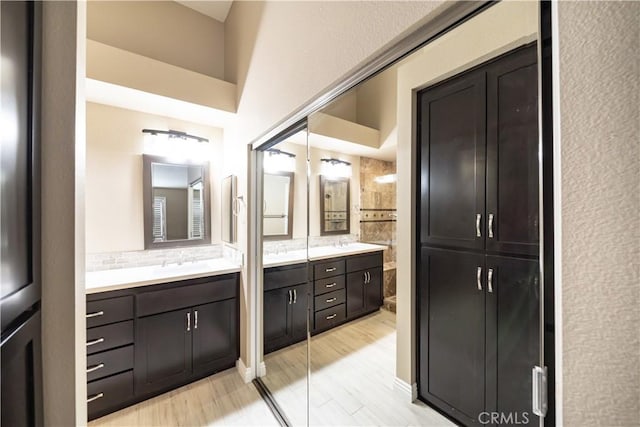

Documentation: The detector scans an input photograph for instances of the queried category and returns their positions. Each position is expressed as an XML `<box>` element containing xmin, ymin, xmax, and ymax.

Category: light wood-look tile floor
<box><xmin>89</xmin><ymin>368</ymin><xmax>279</xmax><ymax>427</ymax></box>
<box><xmin>262</xmin><ymin>309</ymin><xmax>456</xmax><ymax>426</ymax></box>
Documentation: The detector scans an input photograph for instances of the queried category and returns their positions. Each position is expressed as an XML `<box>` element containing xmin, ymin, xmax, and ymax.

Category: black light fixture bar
<box><xmin>320</xmin><ymin>157</ymin><xmax>351</xmax><ymax>166</ymax></box>
<box><xmin>266</xmin><ymin>148</ymin><xmax>296</xmax><ymax>158</ymax></box>
<box><xmin>142</xmin><ymin>128</ymin><xmax>209</xmax><ymax>143</ymax></box>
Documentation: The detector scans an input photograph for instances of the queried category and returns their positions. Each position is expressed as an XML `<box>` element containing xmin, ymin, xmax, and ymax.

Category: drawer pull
<box><xmin>87</xmin><ymin>392</ymin><xmax>104</xmax><ymax>403</ymax></box>
<box><xmin>87</xmin><ymin>363</ymin><xmax>105</xmax><ymax>374</ymax></box>
<box><xmin>86</xmin><ymin>311</ymin><xmax>104</xmax><ymax>319</ymax></box>
<box><xmin>325</xmin><ymin>283</ymin><xmax>337</xmax><ymax>288</ymax></box>
<box><xmin>325</xmin><ymin>267</ymin><xmax>337</xmax><ymax>272</ymax></box>
<box><xmin>86</xmin><ymin>337</ymin><xmax>105</xmax><ymax>347</ymax></box>
<box><xmin>326</xmin><ymin>297</ymin><xmax>337</xmax><ymax>303</ymax></box>
<box><xmin>326</xmin><ymin>314</ymin><xmax>337</xmax><ymax>320</ymax></box>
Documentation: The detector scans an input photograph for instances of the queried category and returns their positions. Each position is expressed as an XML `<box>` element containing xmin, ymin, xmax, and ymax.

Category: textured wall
<box><xmin>557</xmin><ymin>2</ymin><xmax>640</xmax><ymax>424</ymax></box>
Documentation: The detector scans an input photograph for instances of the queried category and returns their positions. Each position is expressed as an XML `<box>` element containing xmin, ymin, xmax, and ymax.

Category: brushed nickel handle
<box><xmin>363</xmin><ymin>272</ymin><xmax>367</xmax><ymax>283</ymax></box>
<box><xmin>367</xmin><ymin>272</ymin><xmax>371</xmax><ymax>283</ymax></box>
<box><xmin>194</xmin><ymin>310</ymin><xmax>198</xmax><ymax>329</ymax></box>
<box><xmin>87</xmin><ymin>393</ymin><xmax>104</xmax><ymax>403</ymax></box>
<box><xmin>488</xmin><ymin>213</ymin><xmax>494</xmax><ymax>239</ymax></box>
<box><xmin>86</xmin><ymin>337</ymin><xmax>105</xmax><ymax>347</ymax></box>
<box><xmin>86</xmin><ymin>311</ymin><xmax>104</xmax><ymax>319</ymax></box>
<box><xmin>477</xmin><ymin>267</ymin><xmax>482</xmax><ymax>291</ymax></box>
<box><xmin>293</xmin><ymin>289</ymin><xmax>297</xmax><ymax>304</ymax></box>
<box><xmin>476</xmin><ymin>214</ymin><xmax>482</xmax><ymax>237</ymax></box>
<box><xmin>325</xmin><ymin>267</ymin><xmax>337</xmax><ymax>272</ymax></box>
<box><xmin>326</xmin><ymin>314</ymin><xmax>337</xmax><ymax>320</ymax></box>
<box><xmin>325</xmin><ymin>283</ymin><xmax>337</xmax><ymax>288</ymax></box>
<box><xmin>488</xmin><ymin>268</ymin><xmax>494</xmax><ymax>293</ymax></box>
<box><xmin>186</xmin><ymin>312</ymin><xmax>191</xmax><ymax>332</ymax></box>
<box><xmin>87</xmin><ymin>363</ymin><xmax>105</xmax><ymax>374</ymax></box>
<box><xmin>326</xmin><ymin>297</ymin><xmax>337</xmax><ymax>303</ymax></box>
<box><xmin>288</xmin><ymin>289</ymin><xmax>292</xmax><ymax>304</ymax></box>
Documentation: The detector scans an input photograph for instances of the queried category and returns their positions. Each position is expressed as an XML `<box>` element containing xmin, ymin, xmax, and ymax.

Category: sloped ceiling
<box><xmin>176</xmin><ymin>1</ymin><xmax>233</xmax><ymax>23</ymax></box>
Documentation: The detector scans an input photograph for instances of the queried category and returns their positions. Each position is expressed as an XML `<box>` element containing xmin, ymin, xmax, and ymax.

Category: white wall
<box><xmin>85</xmin><ymin>102</ymin><xmax>224</xmax><ymax>253</ymax></box>
<box><xmin>41</xmin><ymin>2</ymin><xmax>87</xmax><ymax>424</ymax></box>
<box><xmin>555</xmin><ymin>1</ymin><xmax>640</xmax><ymax>424</ymax></box>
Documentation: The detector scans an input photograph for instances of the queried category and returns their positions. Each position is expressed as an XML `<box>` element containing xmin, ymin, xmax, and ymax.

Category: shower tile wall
<box><xmin>359</xmin><ymin>157</ymin><xmax>397</xmax><ymax>312</ymax></box>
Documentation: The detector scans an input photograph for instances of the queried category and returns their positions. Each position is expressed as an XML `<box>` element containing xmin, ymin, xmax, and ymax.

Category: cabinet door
<box><xmin>264</xmin><ymin>287</ymin><xmax>292</xmax><ymax>354</ymax></box>
<box><xmin>364</xmin><ymin>267</ymin><xmax>382</xmax><ymax>312</ymax></box>
<box><xmin>418</xmin><ymin>248</ymin><xmax>485</xmax><ymax>425</ymax></box>
<box><xmin>486</xmin><ymin>45</ymin><xmax>539</xmax><ymax>256</ymax></box>
<box><xmin>192</xmin><ymin>299</ymin><xmax>238</xmax><ymax>376</ymax></box>
<box><xmin>485</xmin><ymin>255</ymin><xmax>540</xmax><ymax>426</ymax></box>
<box><xmin>418</xmin><ymin>71</ymin><xmax>486</xmax><ymax>250</ymax></box>
<box><xmin>290</xmin><ymin>283</ymin><xmax>309</xmax><ymax>342</ymax></box>
<box><xmin>346</xmin><ymin>271</ymin><xmax>366</xmax><ymax>319</ymax></box>
<box><xmin>136</xmin><ymin>309</ymin><xmax>192</xmax><ymax>395</ymax></box>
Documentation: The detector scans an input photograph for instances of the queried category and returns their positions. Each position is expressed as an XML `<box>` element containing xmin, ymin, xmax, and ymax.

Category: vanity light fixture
<box><xmin>142</xmin><ymin>128</ymin><xmax>210</xmax><ymax>160</ymax></box>
<box><xmin>264</xmin><ymin>149</ymin><xmax>296</xmax><ymax>173</ymax></box>
<box><xmin>320</xmin><ymin>158</ymin><xmax>352</xmax><ymax>178</ymax></box>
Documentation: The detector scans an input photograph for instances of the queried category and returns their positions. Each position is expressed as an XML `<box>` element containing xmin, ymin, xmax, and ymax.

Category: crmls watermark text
<box><xmin>478</xmin><ymin>412</ymin><xmax>530</xmax><ymax>425</ymax></box>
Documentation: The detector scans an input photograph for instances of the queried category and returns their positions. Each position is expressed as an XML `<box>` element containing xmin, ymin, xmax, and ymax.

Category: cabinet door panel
<box><xmin>264</xmin><ymin>287</ymin><xmax>291</xmax><ymax>354</ymax></box>
<box><xmin>364</xmin><ymin>268</ymin><xmax>382</xmax><ymax>312</ymax></box>
<box><xmin>486</xmin><ymin>45</ymin><xmax>539</xmax><ymax>256</ymax></box>
<box><xmin>136</xmin><ymin>309</ymin><xmax>191</xmax><ymax>395</ymax></box>
<box><xmin>192</xmin><ymin>299</ymin><xmax>238</xmax><ymax>375</ymax></box>
<box><xmin>418</xmin><ymin>248</ymin><xmax>485</xmax><ymax>424</ymax></box>
<box><xmin>419</xmin><ymin>71</ymin><xmax>486</xmax><ymax>250</ymax></box>
<box><xmin>290</xmin><ymin>283</ymin><xmax>309</xmax><ymax>342</ymax></box>
<box><xmin>485</xmin><ymin>255</ymin><xmax>540</xmax><ymax>425</ymax></box>
<box><xmin>346</xmin><ymin>271</ymin><xmax>366</xmax><ymax>319</ymax></box>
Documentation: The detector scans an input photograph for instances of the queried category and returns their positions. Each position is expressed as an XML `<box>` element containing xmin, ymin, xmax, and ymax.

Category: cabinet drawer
<box><xmin>314</xmin><ymin>259</ymin><xmax>345</xmax><ymax>280</ymax></box>
<box><xmin>137</xmin><ymin>276</ymin><xmax>237</xmax><ymax>317</ymax></box>
<box><xmin>86</xmin><ymin>296</ymin><xmax>133</xmax><ymax>328</ymax></box>
<box><xmin>314</xmin><ymin>289</ymin><xmax>346</xmax><ymax>312</ymax></box>
<box><xmin>314</xmin><ymin>275</ymin><xmax>345</xmax><ymax>295</ymax></box>
<box><xmin>87</xmin><ymin>345</ymin><xmax>134</xmax><ymax>382</ymax></box>
<box><xmin>87</xmin><ymin>370</ymin><xmax>133</xmax><ymax>419</ymax></box>
<box><xmin>86</xmin><ymin>321</ymin><xmax>133</xmax><ymax>355</ymax></box>
<box><xmin>314</xmin><ymin>304</ymin><xmax>346</xmax><ymax>331</ymax></box>
<box><xmin>346</xmin><ymin>252</ymin><xmax>383</xmax><ymax>273</ymax></box>
<box><xmin>264</xmin><ymin>263</ymin><xmax>308</xmax><ymax>291</ymax></box>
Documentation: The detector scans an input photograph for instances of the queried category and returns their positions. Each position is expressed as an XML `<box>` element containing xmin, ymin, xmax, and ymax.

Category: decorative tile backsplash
<box><xmin>263</xmin><ymin>234</ymin><xmax>359</xmax><ymax>254</ymax></box>
<box><xmin>86</xmin><ymin>244</ymin><xmax>225</xmax><ymax>272</ymax></box>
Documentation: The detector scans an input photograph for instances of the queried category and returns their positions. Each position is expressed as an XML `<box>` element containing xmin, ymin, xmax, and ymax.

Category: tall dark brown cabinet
<box><xmin>418</xmin><ymin>44</ymin><xmax>540</xmax><ymax>426</ymax></box>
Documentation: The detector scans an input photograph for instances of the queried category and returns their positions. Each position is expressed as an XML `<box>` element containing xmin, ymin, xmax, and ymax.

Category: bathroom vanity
<box><xmin>263</xmin><ymin>244</ymin><xmax>384</xmax><ymax>354</ymax></box>
<box><xmin>85</xmin><ymin>262</ymin><xmax>241</xmax><ymax>420</ymax></box>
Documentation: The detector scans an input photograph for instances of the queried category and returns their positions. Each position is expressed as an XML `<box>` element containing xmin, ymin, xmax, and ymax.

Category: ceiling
<box><xmin>176</xmin><ymin>1</ymin><xmax>233</xmax><ymax>22</ymax></box>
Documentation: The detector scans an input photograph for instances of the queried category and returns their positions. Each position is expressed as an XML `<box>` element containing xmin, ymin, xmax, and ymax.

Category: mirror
<box><xmin>143</xmin><ymin>154</ymin><xmax>211</xmax><ymax>249</ymax></box>
<box><xmin>263</xmin><ymin>172</ymin><xmax>294</xmax><ymax>240</ymax></box>
<box><xmin>320</xmin><ymin>175</ymin><xmax>350</xmax><ymax>235</ymax></box>
<box><xmin>221</xmin><ymin>175</ymin><xmax>237</xmax><ymax>244</ymax></box>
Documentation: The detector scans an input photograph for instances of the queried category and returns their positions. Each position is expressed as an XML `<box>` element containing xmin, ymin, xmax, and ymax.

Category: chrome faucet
<box><xmin>177</xmin><ymin>250</ymin><xmax>186</xmax><ymax>265</ymax></box>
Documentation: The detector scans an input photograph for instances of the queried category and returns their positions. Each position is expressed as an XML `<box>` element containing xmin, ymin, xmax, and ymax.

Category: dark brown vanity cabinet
<box><xmin>86</xmin><ymin>273</ymin><xmax>239</xmax><ymax>421</ymax></box>
<box><xmin>345</xmin><ymin>254</ymin><xmax>383</xmax><ymax>320</ymax></box>
<box><xmin>263</xmin><ymin>263</ymin><xmax>310</xmax><ymax>354</ymax></box>
<box><xmin>418</xmin><ymin>44</ymin><xmax>540</xmax><ymax>426</ymax></box>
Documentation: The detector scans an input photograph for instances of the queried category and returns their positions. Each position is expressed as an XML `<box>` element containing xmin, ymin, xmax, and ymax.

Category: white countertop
<box><xmin>263</xmin><ymin>242</ymin><xmax>387</xmax><ymax>268</ymax></box>
<box><xmin>86</xmin><ymin>258</ymin><xmax>242</xmax><ymax>294</ymax></box>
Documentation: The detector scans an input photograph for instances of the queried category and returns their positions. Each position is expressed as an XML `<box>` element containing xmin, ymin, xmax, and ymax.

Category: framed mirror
<box><xmin>320</xmin><ymin>175</ymin><xmax>350</xmax><ymax>235</ymax></box>
<box><xmin>222</xmin><ymin>175</ymin><xmax>237</xmax><ymax>244</ymax></box>
<box><xmin>143</xmin><ymin>154</ymin><xmax>211</xmax><ymax>249</ymax></box>
<box><xmin>263</xmin><ymin>172</ymin><xmax>294</xmax><ymax>240</ymax></box>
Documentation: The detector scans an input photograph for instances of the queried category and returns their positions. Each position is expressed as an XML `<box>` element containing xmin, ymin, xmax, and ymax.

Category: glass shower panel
<box><xmin>258</xmin><ymin>126</ymin><xmax>310</xmax><ymax>426</ymax></box>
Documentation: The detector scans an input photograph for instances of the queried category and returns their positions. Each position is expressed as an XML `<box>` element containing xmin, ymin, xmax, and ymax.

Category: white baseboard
<box><xmin>258</xmin><ymin>361</ymin><xmax>267</xmax><ymax>377</ymax></box>
<box><xmin>236</xmin><ymin>358</ymin><xmax>253</xmax><ymax>383</ymax></box>
<box><xmin>394</xmin><ymin>377</ymin><xmax>418</xmax><ymax>402</ymax></box>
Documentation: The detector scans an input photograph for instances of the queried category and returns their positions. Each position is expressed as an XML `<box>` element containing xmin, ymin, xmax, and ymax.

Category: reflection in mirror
<box><xmin>143</xmin><ymin>155</ymin><xmax>211</xmax><ymax>249</ymax></box>
<box><xmin>263</xmin><ymin>172</ymin><xmax>294</xmax><ymax>240</ymax></box>
<box><xmin>221</xmin><ymin>175</ymin><xmax>237</xmax><ymax>244</ymax></box>
<box><xmin>320</xmin><ymin>175</ymin><xmax>350</xmax><ymax>235</ymax></box>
